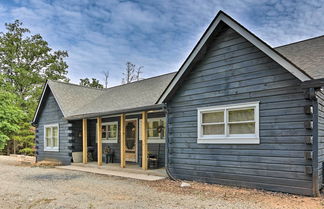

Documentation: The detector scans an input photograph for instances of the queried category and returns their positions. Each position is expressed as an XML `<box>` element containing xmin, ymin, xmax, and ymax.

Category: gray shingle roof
<box><xmin>275</xmin><ymin>35</ymin><xmax>324</xmax><ymax>79</ymax></box>
<box><xmin>47</xmin><ymin>80</ymin><xmax>105</xmax><ymax>117</ymax></box>
<box><xmin>46</xmin><ymin>36</ymin><xmax>324</xmax><ymax>120</ymax></box>
<box><xmin>48</xmin><ymin>72</ymin><xmax>176</xmax><ymax>119</ymax></box>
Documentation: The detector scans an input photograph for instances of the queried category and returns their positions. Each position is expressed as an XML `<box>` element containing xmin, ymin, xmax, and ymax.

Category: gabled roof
<box><xmin>157</xmin><ymin>11</ymin><xmax>313</xmax><ymax>103</ymax></box>
<box><xmin>275</xmin><ymin>35</ymin><xmax>324</xmax><ymax>79</ymax></box>
<box><xmin>32</xmin><ymin>72</ymin><xmax>176</xmax><ymax>122</ymax></box>
<box><xmin>68</xmin><ymin>72</ymin><xmax>175</xmax><ymax>119</ymax></box>
<box><xmin>47</xmin><ymin>80</ymin><xmax>105</xmax><ymax>117</ymax></box>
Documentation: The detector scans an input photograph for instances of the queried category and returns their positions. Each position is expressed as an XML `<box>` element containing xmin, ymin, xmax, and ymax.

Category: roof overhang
<box><xmin>32</xmin><ymin>80</ymin><xmax>66</xmax><ymax>125</ymax></box>
<box><xmin>32</xmin><ymin>81</ymin><xmax>49</xmax><ymax>125</ymax></box>
<box><xmin>157</xmin><ymin>11</ymin><xmax>312</xmax><ymax>103</ymax></box>
<box><xmin>65</xmin><ymin>104</ymin><xmax>166</xmax><ymax>120</ymax></box>
<box><xmin>301</xmin><ymin>78</ymin><xmax>324</xmax><ymax>89</ymax></box>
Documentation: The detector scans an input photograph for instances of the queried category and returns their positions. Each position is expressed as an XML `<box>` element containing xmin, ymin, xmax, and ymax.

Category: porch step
<box><xmin>71</xmin><ymin>163</ymin><xmax>167</xmax><ymax>177</ymax></box>
<box><xmin>56</xmin><ymin>165</ymin><xmax>166</xmax><ymax>181</ymax></box>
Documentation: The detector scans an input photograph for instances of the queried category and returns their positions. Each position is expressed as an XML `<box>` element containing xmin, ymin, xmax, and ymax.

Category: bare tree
<box><xmin>122</xmin><ymin>62</ymin><xmax>143</xmax><ymax>84</ymax></box>
<box><xmin>102</xmin><ymin>70</ymin><xmax>109</xmax><ymax>88</ymax></box>
<box><xmin>136</xmin><ymin>66</ymin><xmax>143</xmax><ymax>81</ymax></box>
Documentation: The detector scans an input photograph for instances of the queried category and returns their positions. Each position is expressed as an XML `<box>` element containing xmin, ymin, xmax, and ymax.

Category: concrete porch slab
<box><xmin>56</xmin><ymin>164</ymin><xmax>167</xmax><ymax>181</ymax></box>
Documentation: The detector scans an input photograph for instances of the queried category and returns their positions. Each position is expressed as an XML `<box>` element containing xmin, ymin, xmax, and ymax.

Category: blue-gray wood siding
<box><xmin>35</xmin><ymin>90</ymin><xmax>72</xmax><ymax>165</ymax></box>
<box><xmin>85</xmin><ymin>112</ymin><xmax>165</xmax><ymax>167</ymax></box>
<box><xmin>166</xmin><ymin>26</ymin><xmax>314</xmax><ymax>195</ymax></box>
<box><xmin>71</xmin><ymin>120</ymin><xmax>82</xmax><ymax>152</ymax></box>
<box><xmin>316</xmin><ymin>90</ymin><xmax>324</xmax><ymax>188</ymax></box>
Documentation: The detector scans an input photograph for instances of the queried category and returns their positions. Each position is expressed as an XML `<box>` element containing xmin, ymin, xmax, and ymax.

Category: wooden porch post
<box><xmin>82</xmin><ymin>119</ymin><xmax>88</xmax><ymax>164</ymax></box>
<box><xmin>97</xmin><ymin>117</ymin><xmax>102</xmax><ymax>166</ymax></box>
<box><xmin>120</xmin><ymin>114</ymin><xmax>126</xmax><ymax>168</ymax></box>
<box><xmin>142</xmin><ymin>111</ymin><xmax>148</xmax><ymax>170</ymax></box>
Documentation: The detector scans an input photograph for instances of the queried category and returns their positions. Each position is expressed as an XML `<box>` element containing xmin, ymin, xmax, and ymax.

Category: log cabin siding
<box><xmin>316</xmin><ymin>90</ymin><xmax>324</xmax><ymax>189</ymax></box>
<box><xmin>166</xmin><ymin>27</ymin><xmax>314</xmax><ymax>195</ymax></box>
<box><xmin>36</xmin><ymin>90</ymin><xmax>72</xmax><ymax>165</ymax></box>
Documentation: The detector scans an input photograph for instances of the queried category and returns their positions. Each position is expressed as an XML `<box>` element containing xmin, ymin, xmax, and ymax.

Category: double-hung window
<box><xmin>197</xmin><ymin>102</ymin><xmax>259</xmax><ymax>144</ymax></box>
<box><xmin>101</xmin><ymin>122</ymin><xmax>118</xmax><ymax>143</ymax></box>
<box><xmin>139</xmin><ymin>117</ymin><xmax>166</xmax><ymax>143</ymax></box>
<box><xmin>44</xmin><ymin>124</ymin><xmax>59</xmax><ymax>151</ymax></box>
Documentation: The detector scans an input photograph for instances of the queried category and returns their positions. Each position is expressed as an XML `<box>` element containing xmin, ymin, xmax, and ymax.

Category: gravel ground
<box><xmin>0</xmin><ymin>156</ymin><xmax>323</xmax><ymax>209</ymax></box>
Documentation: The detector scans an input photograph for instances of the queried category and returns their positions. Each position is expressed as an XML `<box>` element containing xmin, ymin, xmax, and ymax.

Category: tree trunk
<box><xmin>6</xmin><ymin>143</ymin><xmax>10</xmax><ymax>155</ymax></box>
<box><xmin>13</xmin><ymin>139</ymin><xmax>16</xmax><ymax>154</ymax></box>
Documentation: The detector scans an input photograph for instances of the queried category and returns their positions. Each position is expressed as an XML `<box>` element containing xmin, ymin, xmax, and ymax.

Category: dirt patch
<box><xmin>25</xmin><ymin>172</ymin><xmax>83</xmax><ymax>181</ymax></box>
<box><xmin>1</xmin><ymin>156</ymin><xmax>324</xmax><ymax>209</ymax></box>
<box><xmin>146</xmin><ymin>179</ymin><xmax>324</xmax><ymax>209</ymax></box>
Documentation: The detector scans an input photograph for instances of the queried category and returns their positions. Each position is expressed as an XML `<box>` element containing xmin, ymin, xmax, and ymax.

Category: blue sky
<box><xmin>0</xmin><ymin>0</ymin><xmax>323</xmax><ymax>87</ymax></box>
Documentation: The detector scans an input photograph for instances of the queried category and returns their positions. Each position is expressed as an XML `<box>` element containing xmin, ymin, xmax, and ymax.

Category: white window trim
<box><xmin>44</xmin><ymin>123</ymin><xmax>59</xmax><ymax>152</ymax></box>
<box><xmin>197</xmin><ymin>101</ymin><xmax>260</xmax><ymax>144</ymax></box>
<box><xmin>139</xmin><ymin>117</ymin><xmax>166</xmax><ymax>143</ymax></box>
<box><xmin>101</xmin><ymin>121</ymin><xmax>118</xmax><ymax>143</ymax></box>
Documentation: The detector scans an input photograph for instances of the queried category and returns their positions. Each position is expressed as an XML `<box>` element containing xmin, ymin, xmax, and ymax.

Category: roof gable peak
<box><xmin>157</xmin><ymin>10</ymin><xmax>312</xmax><ymax>103</ymax></box>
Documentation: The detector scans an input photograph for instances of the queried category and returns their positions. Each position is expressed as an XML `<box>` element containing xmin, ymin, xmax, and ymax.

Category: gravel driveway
<box><xmin>0</xmin><ymin>156</ymin><xmax>323</xmax><ymax>209</ymax></box>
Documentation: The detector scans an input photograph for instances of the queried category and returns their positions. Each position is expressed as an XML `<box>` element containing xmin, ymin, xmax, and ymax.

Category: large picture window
<box><xmin>44</xmin><ymin>124</ymin><xmax>59</xmax><ymax>151</ymax></box>
<box><xmin>197</xmin><ymin>102</ymin><xmax>259</xmax><ymax>144</ymax></box>
<box><xmin>139</xmin><ymin>118</ymin><xmax>166</xmax><ymax>143</ymax></box>
<box><xmin>101</xmin><ymin>122</ymin><xmax>118</xmax><ymax>143</ymax></box>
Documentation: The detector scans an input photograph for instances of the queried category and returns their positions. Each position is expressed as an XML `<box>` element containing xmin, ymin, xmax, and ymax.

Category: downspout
<box><xmin>164</xmin><ymin>104</ymin><xmax>177</xmax><ymax>181</ymax></box>
<box><xmin>310</xmin><ymin>88</ymin><xmax>320</xmax><ymax>196</ymax></box>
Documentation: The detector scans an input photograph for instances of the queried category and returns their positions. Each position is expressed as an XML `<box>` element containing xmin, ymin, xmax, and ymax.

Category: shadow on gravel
<box><xmin>25</xmin><ymin>173</ymin><xmax>83</xmax><ymax>181</ymax></box>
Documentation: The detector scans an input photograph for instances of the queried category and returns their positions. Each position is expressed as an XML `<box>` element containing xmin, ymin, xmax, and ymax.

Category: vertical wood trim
<box><xmin>142</xmin><ymin>111</ymin><xmax>148</xmax><ymax>170</ymax></box>
<box><xmin>120</xmin><ymin>114</ymin><xmax>126</xmax><ymax>168</ymax></box>
<box><xmin>312</xmin><ymin>95</ymin><xmax>320</xmax><ymax>196</ymax></box>
<box><xmin>82</xmin><ymin>119</ymin><xmax>88</xmax><ymax>164</ymax></box>
<box><xmin>97</xmin><ymin>117</ymin><xmax>102</xmax><ymax>166</ymax></box>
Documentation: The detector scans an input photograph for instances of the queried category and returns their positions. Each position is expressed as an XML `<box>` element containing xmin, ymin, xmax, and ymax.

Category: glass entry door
<box><xmin>125</xmin><ymin>120</ymin><xmax>137</xmax><ymax>162</ymax></box>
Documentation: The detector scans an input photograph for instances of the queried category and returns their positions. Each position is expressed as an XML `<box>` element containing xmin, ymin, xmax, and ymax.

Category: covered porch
<box><xmin>69</xmin><ymin>106</ymin><xmax>166</xmax><ymax>171</ymax></box>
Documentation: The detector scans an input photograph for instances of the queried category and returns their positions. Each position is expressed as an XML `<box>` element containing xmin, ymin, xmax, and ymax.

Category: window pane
<box><xmin>46</xmin><ymin>127</ymin><xmax>51</xmax><ymax>138</ymax></box>
<box><xmin>108</xmin><ymin>124</ymin><xmax>117</xmax><ymax>138</ymax></box>
<box><xmin>148</xmin><ymin>121</ymin><xmax>153</xmax><ymax>129</ymax></box>
<box><xmin>148</xmin><ymin>129</ymin><xmax>154</xmax><ymax>137</ymax></box>
<box><xmin>52</xmin><ymin>127</ymin><xmax>58</xmax><ymax>137</ymax></box>
<box><xmin>147</xmin><ymin>121</ymin><xmax>160</xmax><ymax>137</ymax></box>
<box><xmin>160</xmin><ymin>120</ymin><xmax>165</xmax><ymax>138</ymax></box>
<box><xmin>46</xmin><ymin>137</ymin><xmax>52</xmax><ymax>147</ymax></box>
<box><xmin>53</xmin><ymin>137</ymin><xmax>58</xmax><ymax>147</ymax></box>
<box><xmin>102</xmin><ymin>131</ymin><xmax>107</xmax><ymax>139</ymax></box>
<box><xmin>108</xmin><ymin>132</ymin><xmax>115</xmax><ymax>138</ymax></box>
<box><xmin>229</xmin><ymin>122</ymin><xmax>255</xmax><ymax>134</ymax></box>
<box><xmin>229</xmin><ymin>109</ymin><xmax>254</xmax><ymax>122</ymax></box>
<box><xmin>203</xmin><ymin>124</ymin><xmax>224</xmax><ymax>135</ymax></box>
<box><xmin>202</xmin><ymin>112</ymin><xmax>224</xmax><ymax>123</ymax></box>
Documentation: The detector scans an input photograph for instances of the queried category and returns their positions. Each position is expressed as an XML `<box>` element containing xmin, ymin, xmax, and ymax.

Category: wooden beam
<box><xmin>142</xmin><ymin>111</ymin><xmax>148</xmax><ymax>170</ymax></box>
<box><xmin>97</xmin><ymin>117</ymin><xmax>102</xmax><ymax>166</ymax></box>
<box><xmin>82</xmin><ymin>119</ymin><xmax>88</xmax><ymax>164</ymax></box>
<box><xmin>120</xmin><ymin>114</ymin><xmax>126</xmax><ymax>168</ymax></box>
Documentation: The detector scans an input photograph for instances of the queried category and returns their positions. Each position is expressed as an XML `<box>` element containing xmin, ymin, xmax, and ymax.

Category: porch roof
<box><xmin>46</xmin><ymin>72</ymin><xmax>176</xmax><ymax>120</ymax></box>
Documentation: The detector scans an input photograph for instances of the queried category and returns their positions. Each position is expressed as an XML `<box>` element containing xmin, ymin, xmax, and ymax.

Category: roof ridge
<box><xmin>49</xmin><ymin>71</ymin><xmax>177</xmax><ymax>91</ymax></box>
<box><xmin>48</xmin><ymin>80</ymin><xmax>106</xmax><ymax>91</ymax></box>
<box><xmin>104</xmin><ymin>71</ymin><xmax>177</xmax><ymax>90</ymax></box>
<box><xmin>275</xmin><ymin>35</ymin><xmax>324</xmax><ymax>49</ymax></box>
